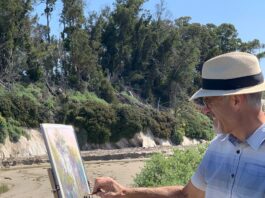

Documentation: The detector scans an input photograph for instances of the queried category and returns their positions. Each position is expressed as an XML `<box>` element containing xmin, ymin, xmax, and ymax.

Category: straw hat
<box><xmin>190</xmin><ymin>51</ymin><xmax>265</xmax><ymax>100</ymax></box>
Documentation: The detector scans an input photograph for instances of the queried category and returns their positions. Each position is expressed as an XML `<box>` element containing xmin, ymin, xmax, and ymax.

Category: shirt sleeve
<box><xmin>191</xmin><ymin>151</ymin><xmax>208</xmax><ymax>191</ymax></box>
<box><xmin>191</xmin><ymin>164</ymin><xmax>207</xmax><ymax>191</ymax></box>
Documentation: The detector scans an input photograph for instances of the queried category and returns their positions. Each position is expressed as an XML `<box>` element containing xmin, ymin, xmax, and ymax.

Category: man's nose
<box><xmin>202</xmin><ymin>106</ymin><xmax>211</xmax><ymax>115</ymax></box>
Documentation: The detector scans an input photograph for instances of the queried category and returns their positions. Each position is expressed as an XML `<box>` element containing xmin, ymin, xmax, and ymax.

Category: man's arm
<box><xmin>124</xmin><ymin>181</ymin><xmax>204</xmax><ymax>198</ymax></box>
<box><xmin>93</xmin><ymin>177</ymin><xmax>205</xmax><ymax>198</ymax></box>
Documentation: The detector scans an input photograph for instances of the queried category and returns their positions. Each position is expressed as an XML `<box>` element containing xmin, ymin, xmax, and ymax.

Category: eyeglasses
<box><xmin>203</xmin><ymin>97</ymin><xmax>212</xmax><ymax>108</ymax></box>
<box><xmin>194</xmin><ymin>97</ymin><xmax>220</xmax><ymax>109</ymax></box>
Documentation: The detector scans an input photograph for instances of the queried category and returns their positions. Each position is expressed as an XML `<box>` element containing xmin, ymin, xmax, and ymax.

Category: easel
<box><xmin>47</xmin><ymin>168</ymin><xmax>60</xmax><ymax>198</ymax></box>
<box><xmin>47</xmin><ymin>168</ymin><xmax>92</xmax><ymax>198</ymax></box>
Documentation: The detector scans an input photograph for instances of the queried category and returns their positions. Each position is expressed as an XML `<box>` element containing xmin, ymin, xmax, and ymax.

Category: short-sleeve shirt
<box><xmin>191</xmin><ymin>124</ymin><xmax>265</xmax><ymax>198</ymax></box>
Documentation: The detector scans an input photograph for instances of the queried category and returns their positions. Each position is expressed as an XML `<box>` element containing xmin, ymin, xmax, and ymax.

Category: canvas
<box><xmin>41</xmin><ymin>123</ymin><xmax>91</xmax><ymax>198</ymax></box>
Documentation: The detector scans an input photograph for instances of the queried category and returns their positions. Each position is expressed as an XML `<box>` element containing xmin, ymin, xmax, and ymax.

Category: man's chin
<box><xmin>213</xmin><ymin>122</ymin><xmax>228</xmax><ymax>134</ymax></box>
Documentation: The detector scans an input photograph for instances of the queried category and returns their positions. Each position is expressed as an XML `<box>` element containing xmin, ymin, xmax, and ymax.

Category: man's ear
<box><xmin>231</xmin><ymin>95</ymin><xmax>245</xmax><ymax>109</ymax></box>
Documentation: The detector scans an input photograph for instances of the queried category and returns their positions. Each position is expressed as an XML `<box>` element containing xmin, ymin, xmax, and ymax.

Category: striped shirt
<box><xmin>191</xmin><ymin>124</ymin><xmax>265</xmax><ymax>198</ymax></box>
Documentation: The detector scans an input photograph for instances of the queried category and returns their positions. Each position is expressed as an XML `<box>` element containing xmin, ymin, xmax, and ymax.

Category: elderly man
<box><xmin>93</xmin><ymin>52</ymin><xmax>265</xmax><ymax>198</ymax></box>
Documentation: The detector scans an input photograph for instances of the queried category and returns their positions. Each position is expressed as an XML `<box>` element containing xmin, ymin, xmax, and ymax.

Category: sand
<box><xmin>0</xmin><ymin>159</ymin><xmax>146</xmax><ymax>198</ymax></box>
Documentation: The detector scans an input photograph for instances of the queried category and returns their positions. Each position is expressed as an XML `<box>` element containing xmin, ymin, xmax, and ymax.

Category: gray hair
<box><xmin>245</xmin><ymin>92</ymin><xmax>262</xmax><ymax>109</ymax></box>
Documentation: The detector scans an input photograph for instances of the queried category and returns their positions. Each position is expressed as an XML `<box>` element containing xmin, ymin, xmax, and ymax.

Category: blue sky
<box><xmin>34</xmin><ymin>0</ymin><xmax>265</xmax><ymax>71</ymax></box>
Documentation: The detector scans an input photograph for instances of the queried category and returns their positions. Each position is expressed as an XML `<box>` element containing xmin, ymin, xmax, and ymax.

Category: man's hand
<box><xmin>93</xmin><ymin>177</ymin><xmax>127</xmax><ymax>198</ymax></box>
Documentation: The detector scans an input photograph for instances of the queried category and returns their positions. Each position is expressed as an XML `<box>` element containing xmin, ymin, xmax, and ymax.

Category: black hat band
<box><xmin>202</xmin><ymin>72</ymin><xmax>264</xmax><ymax>90</ymax></box>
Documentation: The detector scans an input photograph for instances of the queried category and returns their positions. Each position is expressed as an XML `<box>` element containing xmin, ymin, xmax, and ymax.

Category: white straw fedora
<box><xmin>190</xmin><ymin>51</ymin><xmax>265</xmax><ymax>100</ymax></box>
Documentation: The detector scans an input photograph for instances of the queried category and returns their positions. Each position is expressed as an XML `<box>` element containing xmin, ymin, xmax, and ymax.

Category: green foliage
<box><xmin>62</xmin><ymin>91</ymin><xmax>181</xmax><ymax>146</ymax></box>
<box><xmin>0</xmin><ymin>0</ymin><xmax>33</xmax><ymax>81</ymax></box>
<box><xmin>27</xmin><ymin>66</ymin><xmax>44</xmax><ymax>82</ymax></box>
<box><xmin>134</xmin><ymin>144</ymin><xmax>207</xmax><ymax>187</ymax></box>
<box><xmin>97</xmin><ymin>79</ymin><xmax>118</xmax><ymax>103</ymax></box>
<box><xmin>0</xmin><ymin>115</ymin><xmax>25</xmax><ymax>143</ymax></box>
<box><xmin>0</xmin><ymin>84</ymin><xmax>55</xmax><ymax>128</ymax></box>
<box><xmin>111</xmin><ymin>104</ymin><xmax>181</xmax><ymax>143</ymax></box>
<box><xmin>176</xmin><ymin>102</ymin><xmax>214</xmax><ymax>140</ymax></box>
<box><xmin>5</xmin><ymin>118</ymin><xmax>26</xmax><ymax>142</ymax></box>
<box><xmin>171</xmin><ymin>127</ymin><xmax>184</xmax><ymax>145</ymax></box>
<box><xmin>120</xmin><ymin>91</ymin><xmax>144</xmax><ymax>106</ymax></box>
<box><xmin>64</xmin><ymin>100</ymin><xmax>115</xmax><ymax>145</ymax></box>
<box><xmin>184</xmin><ymin>111</ymin><xmax>214</xmax><ymax>140</ymax></box>
<box><xmin>66</xmin><ymin>91</ymin><xmax>108</xmax><ymax>105</ymax></box>
<box><xmin>63</xmin><ymin>92</ymin><xmax>117</xmax><ymax>146</ymax></box>
<box><xmin>148</xmin><ymin>111</ymin><xmax>178</xmax><ymax>139</ymax></box>
<box><xmin>0</xmin><ymin>0</ymin><xmax>261</xmax><ymax>145</ymax></box>
<box><xmin>0</xmin><ymin>115</ymin><xmax>7</xmax><ymax>143</ymax></box>
<box><xmin>0</xmin><ymin>183</ymin><xmax>9</xmax><ymax>194</ymax></box>
<box><xmin>111</xmin><ymin>104</ymin><xmax>143</xmax><ymax>142</ymax></box>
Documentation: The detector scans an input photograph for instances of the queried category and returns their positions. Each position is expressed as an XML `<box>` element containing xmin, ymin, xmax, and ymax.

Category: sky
<box><xmin>34</xmin><ymin>0</ymin><xmax>265</xmax><ymax>71</ymax></box>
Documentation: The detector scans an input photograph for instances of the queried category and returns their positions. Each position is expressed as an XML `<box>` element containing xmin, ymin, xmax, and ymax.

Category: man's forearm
<box><xmin>123</xmin><ymin>185</ymin><xmax>186</xmax><ymax>198</ymax></box>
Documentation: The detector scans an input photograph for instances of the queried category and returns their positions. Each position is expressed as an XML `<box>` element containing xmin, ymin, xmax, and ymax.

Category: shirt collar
<box><xmin>221</xmin><ymin>123</ymin><xmax>265</xmax><ymax>149</ymax></box>
<box><xmin>228</xmin><ymin>134</ymin><xmax>240</xmax><ymax>146</ymax></box>
<box><xmin>219</xmin><ymin>134</ymin><xmax>239</xmax><ymax>146</ymax></box>
<box><xmin>246</xmin><ymin>123</ymin><xmax>265</xmax><ymax>150</ymax></box>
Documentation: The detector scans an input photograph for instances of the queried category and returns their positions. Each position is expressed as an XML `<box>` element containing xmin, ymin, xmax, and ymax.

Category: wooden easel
<box><xmin>47</xmin><ymin>168</ymin><xmax>92</xmax><ymax>198</ymax></box>
<box><xmin>47</xmin><ymin>168</ymin><xmax>60</xmax><ymax>198</ymax></box>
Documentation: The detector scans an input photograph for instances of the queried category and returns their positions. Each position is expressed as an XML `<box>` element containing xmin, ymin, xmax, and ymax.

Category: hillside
<box><xmin>0</xmin><ymin>0</ymin><xmax>263</xmax><ymax>152</ymax></box>
<box><xmin>0</xmin><ymin>83</ymin><xmax>211</xmax><ymax>158</ymax></box>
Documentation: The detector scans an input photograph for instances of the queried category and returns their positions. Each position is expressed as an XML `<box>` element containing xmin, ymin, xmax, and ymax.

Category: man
<box><xmin>92</xmin><ymin>52</ymin><xmax>265</xmax><ymax>197</ymax></box>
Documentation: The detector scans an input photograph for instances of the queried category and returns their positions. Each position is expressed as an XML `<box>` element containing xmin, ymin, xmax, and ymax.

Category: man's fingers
<box><xmin>93</xmin><ymin>177</ymin><xmax>105</xmax><ymax>193</ymax></box>
<box><xmin>97</xmin><ymin>191</ymin><xmax>119</xmax><ymax>198</ymax></box>
<box><xmin>93</xmin><ymin>177</ymin><xmax>114</xmax><ymax>192</ymax></box>
<box><xmin>96</xmin><ymin>191</ymin><xmax>105</xmax><ymax>198</ymax></box>
<box><xmin>93</xmin><ymin>177</ymin><xmax>125</xmax><ymax>198</ymax></box>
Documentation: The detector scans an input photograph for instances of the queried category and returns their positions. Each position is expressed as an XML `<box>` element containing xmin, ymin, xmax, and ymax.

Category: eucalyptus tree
<box><xmin>41</xmin><ymin>0</ymin><xmax>57</xmax><ymax>43</ymax></box>
<box><xmin>0</xmin><ymin>0</ymin><xmax>33</xmax><ymax>82</ymax></box>
<box><xmin>100</xmin><ymin>0</ymin><xmax>145</xmax><ymax>83</ymax></box>
<box><xmin>61</xmin><ymin>0</ymin><xmax>99</xmax><ymax>90</ymax></box>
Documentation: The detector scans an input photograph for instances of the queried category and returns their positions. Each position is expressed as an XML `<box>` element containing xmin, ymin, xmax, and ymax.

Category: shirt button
<box><xmin>236</xmin><ymin>150</ymin><xmax>240</xmax><ymax>154</ymax></box>
<box><xmin>231</xmin><ymin>174</ymin><xmax>235</xmax><ymax>178</ymax></box>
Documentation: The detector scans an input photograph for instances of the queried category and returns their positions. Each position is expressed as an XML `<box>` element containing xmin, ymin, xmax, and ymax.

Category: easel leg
<box><xmin>47</xmin><ymin>168</ymin><xmax>60</xmax><ymax>198</ymax></box>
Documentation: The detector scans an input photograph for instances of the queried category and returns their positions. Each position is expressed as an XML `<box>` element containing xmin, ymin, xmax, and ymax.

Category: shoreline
<box><xmin>0</xmin><ymin>145</ymin><xmax>178</xmax><ymax>168</ymax></box>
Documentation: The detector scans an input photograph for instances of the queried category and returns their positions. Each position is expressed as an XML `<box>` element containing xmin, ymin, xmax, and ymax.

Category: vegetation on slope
<box><xmin>0</xmin><ymin>0</ymin><xmax>263</xmax><ymax>145</ymax></box>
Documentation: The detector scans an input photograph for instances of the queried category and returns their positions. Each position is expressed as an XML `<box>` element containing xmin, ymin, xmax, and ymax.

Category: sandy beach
<box><xmin>0</xmin><ymin>159</ymin><xmax>146</xmax><ymax>198</ymax></box>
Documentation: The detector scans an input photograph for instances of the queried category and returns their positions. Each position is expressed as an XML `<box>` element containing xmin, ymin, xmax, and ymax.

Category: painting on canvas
<box><xmin>41</xmin><ymin>123</ymin><xmax>91</xmax><ymax>198</ymax></box>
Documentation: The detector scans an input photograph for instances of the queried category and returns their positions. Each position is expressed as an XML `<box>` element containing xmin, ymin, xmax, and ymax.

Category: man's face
<box><xmin>202</xmin><ymin>96</ymin><xmax>234</xmax><ymax>134</ymax></box>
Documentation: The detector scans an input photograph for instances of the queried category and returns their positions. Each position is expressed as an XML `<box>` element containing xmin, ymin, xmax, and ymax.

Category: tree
<box><xmin>0</xmin><ymin>0</ymin><xmax>34</xmax><ymax>82</ymax></box>
<box><xmin>100</xmin><ymin>0</ymin><xmax>145</xmax><ymax>83</ymax></box>
<box><xmin>216</xmin><ymin>23</ymin><xmax>240</xmax><ymax>53</ymax></box>
<box><xmin>61</xmin><ymin>0</ymin><xmax>99</xmax><ymax>90</ymax></box>
<box><xmin>41</xmin><ymin>0</ymin><xmax>57</xmax><ymax>43</ymax></box>
<box><xmin>30</xmin><ymin>22</ymin><xmax>61</xmax><ymax>84</ymax></box>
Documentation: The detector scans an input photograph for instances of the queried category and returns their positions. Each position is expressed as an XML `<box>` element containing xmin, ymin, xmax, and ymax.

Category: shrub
<box><xmin>10</xmin><ymin>94</ymin><xmax>40</xmax><ymax>127</ymax></box>
<box><xmin>171</xmin><ymin>126</ymin><xmax>184</xmax><ymax>145</ymax></box>
<box><xmin>0</xmin><ymin>84</ymin><xmax>55</xmax><ymax>142</ymax></box>
<box><xmin>184</xmin><ymin>110</ymin><xmax>214</xmax><ymax>140</ymax></box>
<box><xmin>111</xmin><ymin>105</ymin><xmax>143</xmax><ymax>142</ymax></box>
<box><xmin>6</xmin><ymin>118</ymin><xmax>26</xmax><ymax>142</ymax></box>
<box><xmin>62</xmin><ymin>90</ymin><xmax>182</xmax><ymax>146</ymax></box>
<box><xmin>134</xmin><ymin>144</ymin><xmax>207</xmax><ymax>187</ymax></box>
<box><xmin>111</xmin><ymin>105</ymin><xmax>181</xmax><ymax>143</ymax></box>
<box><xmin>0</xmin><ymin>183</ymin><xmax>9</xmax><ymax>194</ymax></box>
<box><xmin>66</xmin><ymin>91</ymin><xmax>108</xmax><ymax>105</ymax></box>
<box><xmin>148</xmin><ymin>110</ymin><xmax>178</xmax><ymax>139</ymax></box>
<box><xmin>0</xmin><ymin>116</ymin><xmax>25</xmax><ymax>143</ymax></box>
<box><xmin>0</xmin><ymin>84</ymin><xmax>55</xmax><ymax>128</ymax></box>
<box><xmin>175</xmin><ymin>103</ymin><xmax>214</xmax><ymax>140</ymax></box>
<box><xmin>64</xmin><ymin>100</ymin><xmax>116</xmax><ymax>145</ymax></box>
<box><xmin>0</xmin><ymin>115</ymin><xmax>7</xmax><ymax>143</ymax></box>
<box><xmin>0</xmin><ymin>95</ymin><xmax>12</xmax><ymax>118</ymax></box>
<box><xmin>98</xmin><ymin>79</ymin><xmax>118</xmax><ymax>103</ymax></box>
